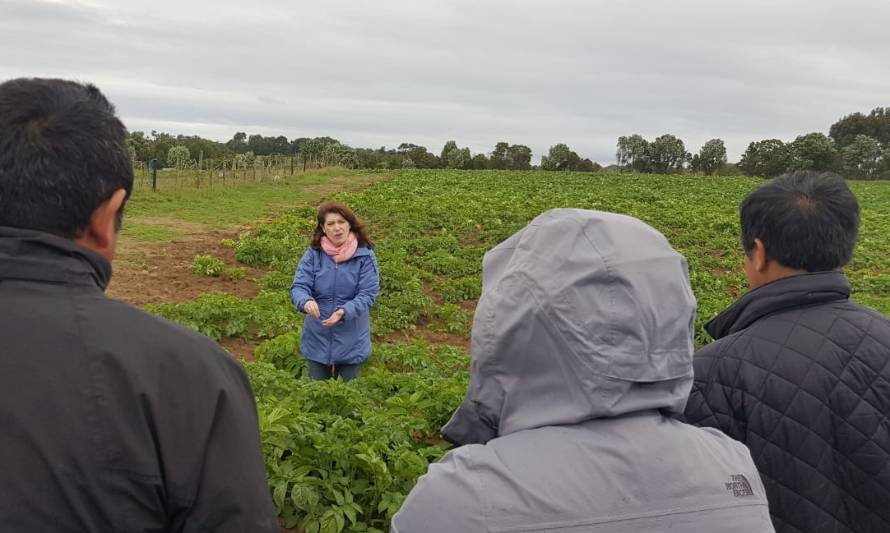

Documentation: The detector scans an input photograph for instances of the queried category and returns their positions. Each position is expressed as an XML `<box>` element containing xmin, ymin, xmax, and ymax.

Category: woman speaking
<box><xmin>290</xmin><ymin>201</ymin><xmax>380</xmax><ymax>381</ymax></box>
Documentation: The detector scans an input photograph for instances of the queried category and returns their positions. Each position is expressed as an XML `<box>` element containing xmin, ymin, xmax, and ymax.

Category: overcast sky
<box><xmin>2</xmin><ymin>0</ymin><xmax>888</xmax><ymax>163</ymax></box>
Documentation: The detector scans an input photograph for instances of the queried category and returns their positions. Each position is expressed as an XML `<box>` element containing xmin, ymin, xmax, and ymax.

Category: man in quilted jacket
<box><xmin>684</xmin><ymin>171</ymin><xmax>890</xmax><ymax>533</ymax></box>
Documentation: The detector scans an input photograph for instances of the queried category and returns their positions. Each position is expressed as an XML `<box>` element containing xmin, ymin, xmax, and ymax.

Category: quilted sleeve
<box><xmin>684</xmin><ymin>344</ymin><xmax>747</xmax><ymax>443</ymax></box>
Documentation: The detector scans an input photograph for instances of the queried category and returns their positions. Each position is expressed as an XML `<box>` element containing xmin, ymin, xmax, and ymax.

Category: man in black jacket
<box><xmin>0</xmin><ymin>78</ymin><xmax>279</xmax><ymax>531</ymax></box>
<box><xmin>684</xmin><ymin>171</ymin><xmax>890</xmax><ymax>533</ymax></box>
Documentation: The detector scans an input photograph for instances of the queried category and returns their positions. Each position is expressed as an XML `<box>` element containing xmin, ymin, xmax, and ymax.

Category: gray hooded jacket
<box><xmin>391</xmin><ymin>209</ymin><xmax>774</xmax><ymax>533</ymax></box>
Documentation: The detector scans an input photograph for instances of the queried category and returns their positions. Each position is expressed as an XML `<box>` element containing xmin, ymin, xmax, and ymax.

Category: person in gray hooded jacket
<box><xmin>391</xmin><ymin>209</ymin><xmax>775</xmax><ymax>533</ymax></box>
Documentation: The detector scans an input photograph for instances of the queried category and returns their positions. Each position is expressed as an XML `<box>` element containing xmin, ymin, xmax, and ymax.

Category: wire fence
<box><xmin>132</xmin><ymin>155</ymin><xmax>316</xmax><ymax>191</ymax></box>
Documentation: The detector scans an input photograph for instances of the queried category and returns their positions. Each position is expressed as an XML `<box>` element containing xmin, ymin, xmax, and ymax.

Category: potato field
<box><xmin>139</xmin><ymin>170</ymin><xmax>890</xmax><ymax>532</ymax></box>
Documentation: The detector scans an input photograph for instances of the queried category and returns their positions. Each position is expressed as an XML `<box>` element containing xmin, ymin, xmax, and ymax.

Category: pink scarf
<box><xmin>321</xmin><ymin>231</ymin><xmax>358</xmax><ymax>263</ymax></box>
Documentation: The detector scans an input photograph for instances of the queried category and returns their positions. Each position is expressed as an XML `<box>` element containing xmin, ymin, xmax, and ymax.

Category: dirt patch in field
<box><xmin>221</xmin><ymin>337</ymin><xmax>262</xmax><ymax>361</ymax></box>
<box><xmin>107</xmin><ymin>228</ymin><xmax>270</xmax><ymax>308</ymax></box>
<box><xmin>301</xmin><ymin>173</ymin><xmax>384</xmax><ymax>199</ymax></box>
<box><xmin>383</xmin><ymin>326</ymin><xmax>471</xmax><ymax>350</ymax></box>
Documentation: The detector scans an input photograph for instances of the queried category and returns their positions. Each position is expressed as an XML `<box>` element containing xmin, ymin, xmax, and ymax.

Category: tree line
<box><xmin>737</xmin><ymin>107</ymin><xmax>890</xmax><ymax>179</ymax></box>
<box><xmin>616</xmin><ymin>107</ymin><xmax>890</xmax><ymax>179</ymax></box>
<box><xmin>127</xmin><ymin>131</ymin><xmax>540</xmax><ymax>172</ymax></box>
<box><xmin>128</xmin><ymin>105</ymin><xmax>890</xmax><ymax>179</ymax></box>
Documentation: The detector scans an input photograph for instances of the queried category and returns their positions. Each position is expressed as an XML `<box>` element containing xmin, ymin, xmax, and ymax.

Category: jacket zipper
<box><xmin>328</xmin><ymin>257</ymin><xmax>338</xmax><ymax>365</ymax></box>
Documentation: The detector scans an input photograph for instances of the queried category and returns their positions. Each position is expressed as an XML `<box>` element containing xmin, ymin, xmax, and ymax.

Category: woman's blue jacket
<box><xmin>290</xmin><ymin>245</ymin><xmax>380</xmax><ymax>365</ymax></box>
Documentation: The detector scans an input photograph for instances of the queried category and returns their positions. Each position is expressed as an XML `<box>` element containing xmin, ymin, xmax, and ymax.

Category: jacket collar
<box><xmin>352</xmin><ymin>245</ymin><xmax>373</xmax><ymax>258</ymax></box>
<box><xmin>0</xmin><ymin>226</ymin><xmax>112</xmax><ymax>290</ymax></box>
<box><xmin>316</xmin><ymin>244</ymin><xmax>373</xmax><ymax>259</ymax></box>
<box><xmin>706</xmin><ymin>271</ymin><xmax>850</xmax><ymax>340</ymax></box>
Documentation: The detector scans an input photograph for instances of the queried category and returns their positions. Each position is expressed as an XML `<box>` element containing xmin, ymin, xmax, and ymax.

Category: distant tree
<box><xmin>616</xmin><ymin>134</ymin><xmax>649</xmax><ymax>172</ymax></box>
<box><xmin>272</xmin><ymin>135</ymin><xmax>291</xmax><ymax>155</ymax></box>
<box><xmin>882</xmin><ymin>148</ymin><xmax>890</xmax><ymax>180</ymax></box>
<box><xmin>691</xmin><ymin>139</ymin><xmax>727</xmax><ymax>175</ymax></box>
<box><xmin>290</xmin><ymin>137</ymin><xmax>309</xmax><ymax>156</ymax></box>
<box><xmin>226</xmin><ymin>132</ymin><xmax>248</xmax><ymax>153</ymax></box>
<box><xmin>233</xmin><ymin>151</ymin><xmax>255</xmax><ymax>169</ymax></box>
<box><xmin>787</xmin><ymin>132</ymin><xmax>839</xmax><ymax>172</ymax></box>
<box><xmin>506</xmin><ymin>144</ymin><xmax>532</xmax><ymax>170</ymax></box>
<box><xmin>841</xmin><ymin>134</ymin><xmax>884</xmax><ymax>179</ymax></box>
<box><xmin>174</xmin><ymin>135</ymin><xmax>227</xmax><ymax>160</ymax></box>
<box><xmin>738</xmin><ymin>139</ymin><xmax>789</xmax><ymax>177</ymax></box>
<box><xmin>829</xmin><ymin>107</ymin><xmax>890</xmax><ymax>147</ymax></box>
<box><xmin>576</xmin><ymin>158</ymin><xmax>601</xmax><ymax>172</ymax></box>
<box><xmin>167</xmin><ymin>145</ymin><xmax>191</xmax><ymax>169</ymax></box>
<box><xmin>246</xmin><ymin>134</ymin><xmax>294</xmax><ymax>156</ymax></box>
<box><xmin>397</xmin><ymin>143</ymin><xmax>440</xmax><ymax>168</ymax></box>
<box><xmin>471</xmin><ymin>153</ymin><xmax>489</xmax><ymax>170</ymax></box>
<box><xmin>127</xmin><ymin>131</ymin><xmax>151</xmax><ymax>162</ymax></box>
<box><xmin>440</xmin><ymin>140</ymin><xmax>459</xmax><ymax>162</ymax></box>
<box><xmin>491</xmin><ymin>142</ymin><xmax>532</xmax><ymax>170</ymax></box>
<box><xmin>647</xmin><ymin>134</ymin><xmax>687</xmax><ymax>174</ymax></box>
<box><xmin>451</xmin><ymin>148</ymin><xmax>472</xmax><ymax>169</ymax></box>
<box><xmin>541</xmin><ymin>143</ymin><xmax>582</xmax><ymax>171</ymax></box>
<box><xmin>715</xmin><ymin>163</ymin><xmax>743</xmax><ymax>177</ymax></box>
<box><xmin>490</xmin><ymin>142</ymin><xmax>510</xmax><ymax>169</ymax></box>
<box><xmin>401</xmin><ymin>157</ymin><xmax>416</xmax><ymax>169</ymax></box>
<box><xmin>247</xmin><ymin>134</ymin><xmax>269</xmax><ymax>155</ymax></box>
<box><xmin>321</xmin><ymin>142</ymin><xmax>357</xmax><ymax>167</ymax></box>
<box><xmin>300</xmin><ymin>138</ymin><xmax>324</xmax><ymax>169</ymax></box>
<box><xmin>441</xmin><ymin>140</ymin><xmax>472</xmax><ymax>169</ymax></box>
<box><xmin>149</xmin><ymin>131</ymin><xmax>176</xmax><ymax>167</ymax></box>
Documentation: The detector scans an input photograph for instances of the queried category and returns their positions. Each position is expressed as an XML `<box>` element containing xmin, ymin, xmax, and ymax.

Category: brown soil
<box><xmin>383</xmin><ymin>325</ymin><xmax>471</xmax><ymax>350</ymax></box>
<box><xmin>220</xmin><ymin>337</ymin><xmax>262</xmax><ymax>361</ymax></box>
<box><xmin>107</xmin><ymin>225</ymin><xmax>270</xmax><ymax>308</ymax></box>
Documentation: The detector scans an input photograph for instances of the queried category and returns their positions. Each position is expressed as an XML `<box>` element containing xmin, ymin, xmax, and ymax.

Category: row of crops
<box><xmin>149</xmin><ymin>170</ymin><xmax>890</xmax><ymax>532</ymax></box>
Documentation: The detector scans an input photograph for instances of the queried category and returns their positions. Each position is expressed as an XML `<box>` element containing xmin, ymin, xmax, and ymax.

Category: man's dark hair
<box><xmin>740</xmin><ymin>171</ymin><xmax>860</xmax><ymax>271</ymax></box>
<box><xmin>0</xmin><ymin>78</ymin><xmax>133</xmax><ymax>238</ymax></box>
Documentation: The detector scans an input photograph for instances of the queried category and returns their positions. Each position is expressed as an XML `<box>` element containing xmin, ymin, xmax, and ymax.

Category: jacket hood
<box><xmin>0</xmin><ymin>226</ymin><xmax>111</xmax><ymax>289</ymax></box>
<box><xmin>441</xmin><ymin>209</ymin><xmax>697</xmax><ymax>445</ymax></box>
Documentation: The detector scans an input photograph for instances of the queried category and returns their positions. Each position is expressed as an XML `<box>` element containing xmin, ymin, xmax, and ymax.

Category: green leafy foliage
<box><xmin>429</xmin><ymin>303</ymin><xmax>473</xmax><ymax>337</ymax></box>
<box><xmin>146</xmin><ymin>291</ymin><xmax>301</xmax><ymax>341</ymax></box>
<box><xmin>246</xmin><ymin>341</ymin><xmax>469</xmax><ymax>532</ymax></box>
<box><xmin>255</xmin><ymin>333</ymin><xmax>307</xmax><ymax>378</ymax></box>
<box><xmin>191</xmin><ymin>255</ymin><xmax>226</xmax><ymax>277</ymax></box>
<box><xmin>224</xmin><ymin>266</ymin><xmax>247</xmax><ymax>280</ymax></box>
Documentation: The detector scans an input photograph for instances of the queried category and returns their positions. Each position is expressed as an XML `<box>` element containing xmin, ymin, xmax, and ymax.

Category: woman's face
<box><xmin>323</xmin><ymin>212</ymin><xmax>351</xmax><ymax>246</ymax></box>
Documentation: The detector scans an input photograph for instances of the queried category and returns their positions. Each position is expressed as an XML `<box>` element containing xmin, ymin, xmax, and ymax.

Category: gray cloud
<box><xmin>2</xmin><ymin>0</ymin><xmax>888</xmax><ymax>163</ymax></box>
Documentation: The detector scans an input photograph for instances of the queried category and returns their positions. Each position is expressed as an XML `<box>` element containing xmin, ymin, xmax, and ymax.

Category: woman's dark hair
<box><xmin>310</xmin><ymin>201</ymin><xmax>374</xmax><ymax>249</ymax></box>
<box><xmin>0</xmin><ymin>78</ymin><xmax>133</xmax><ymax>238</ymax></box>
<box><xmin>740</xmin><ymin>171</ymin><xmax>860</xmax><ymax>271</ymax></box>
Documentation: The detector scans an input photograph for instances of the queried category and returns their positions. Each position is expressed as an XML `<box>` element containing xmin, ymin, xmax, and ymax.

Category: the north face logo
<box><xmin>725</xmin><ymin>474</ymin><xmax>754</xmax><ymax>497</ymax></box>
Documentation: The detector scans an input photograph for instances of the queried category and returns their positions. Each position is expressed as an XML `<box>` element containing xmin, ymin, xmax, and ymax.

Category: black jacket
<box><xmin>684</xmin><ymin>271</ymin><xmax>890</xmax><ymax>533</ymax></box>
<box><xmin>0</xmin><ymin>227</ymin><xmax>278</xmax><ymax>532</ymax></box>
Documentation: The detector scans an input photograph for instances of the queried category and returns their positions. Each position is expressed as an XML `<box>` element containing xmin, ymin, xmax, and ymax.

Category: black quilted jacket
<box><xmin>684</xmin><ymin>271</ymin><xmax>890</xmax><ymax>533</ymax></box>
